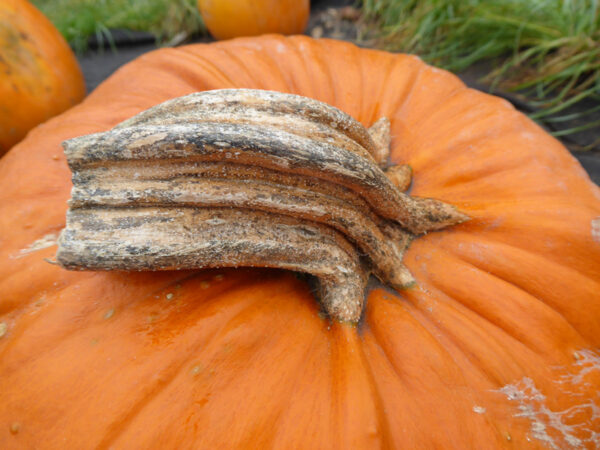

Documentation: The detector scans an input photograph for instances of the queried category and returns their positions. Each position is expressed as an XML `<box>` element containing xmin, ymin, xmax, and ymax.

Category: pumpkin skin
<box><xmin>1</xmin><ymin>35</ymin><xmax>599</xmax><ymax>449</ymax></box>
<box><xmin>198</xmin><ymin>0</ymin><xmax>309</xmax><ymax>40</ymax></box>
<box><xmin>0</xmin><ymin>0</ymin><xmax>85</xmax><ymax>155</ymax></box>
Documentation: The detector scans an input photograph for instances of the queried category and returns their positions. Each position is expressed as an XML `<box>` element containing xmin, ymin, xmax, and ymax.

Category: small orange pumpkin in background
<box><xmin>198</xmin><ymin>0</ymin><xmax>309</xmax><ymax>40</ymax></box>
<box><xmin>0</xmin><ymin>0</ymin><xmax>85</xmax><ymax>155</ymax></box>
<box><xmin>1</xmin><ymin>35</ymin><xmax>599</xmax><ymax>448</ymax></box>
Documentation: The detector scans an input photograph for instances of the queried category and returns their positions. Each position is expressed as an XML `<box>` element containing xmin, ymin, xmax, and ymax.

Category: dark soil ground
<box><xmin>77</xmin><ymin>0</ymin><xmax>600</xmax><ymax>185</ymax></box>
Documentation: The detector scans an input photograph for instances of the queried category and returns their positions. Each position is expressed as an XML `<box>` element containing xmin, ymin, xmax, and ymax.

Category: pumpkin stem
<box><xmin>57</xmin><ymin>89</ymin><xmax>467</xmax><ymax>322</ymax></box>
<box><xmin>385</xmin><ymin>164</ymin><xmax>413</xmax><ymax>192</ymax></box>
<box><xmin>368</xmin><ymin>117</ymin><xmax>391</xmax><ymax>166</ymax></box>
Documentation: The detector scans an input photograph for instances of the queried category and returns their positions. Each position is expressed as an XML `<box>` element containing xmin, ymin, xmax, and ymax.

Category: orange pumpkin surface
<box><xmin>1</xmin><ymin>35</ymin><xmax>599</xmax><ymax>449</ymax></box>
<box><xmin>198</xmin><ymin>0</ymin><xmax>309</xmax><ymax>40</ymax></box>
<box><xmin>0</xmin><ymin>0</ymin><xmax>85</xmax><ymax>155</ymax></box>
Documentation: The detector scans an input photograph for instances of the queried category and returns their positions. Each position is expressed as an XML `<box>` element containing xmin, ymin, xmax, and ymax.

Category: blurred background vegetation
<box><xmin>31</xmin><ymin>0</ymin><xmax>205</xmax><ymax>52</ymax></box>
<box><xmin>32</xmin><ymin>0</ymin><xmax>599</xmax><ymax>145</ymax></box>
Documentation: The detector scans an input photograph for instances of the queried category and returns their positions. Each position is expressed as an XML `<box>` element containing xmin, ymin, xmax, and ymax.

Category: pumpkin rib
<box><xmin>454</xmin><ymin>220</ymin><xmax>598</xmax><ymax>276</ymax></box>
<box><xmin>445</xmin><ymin>228</ymin><xmax>600</xmax><ymax>297</ymax></box>
<box><xmin>164</xmin><ymin>47</ymin><xmax>238</xmax><ymax>90</ymax></box>
<box><xmin>365</xmin><ymin>54</ymin><xmax>398</xmax><ymax>127</ymax></box>
<box><xmin>0</xmin><ymin>270</ymin><xmax>205</xmax><ymax>369</ymax></box>
<box><xmin>408</xmin><ymin>79</ymin><xmax>476</xmax><ymax>132</ymax></box>
<box><xmin>402</xmin><ymin>279</ymin><xmax>548</xmax><ymax>364</ymax></box>
<box><xmin>238</xmin><ymin>43</ymin><xmax>291</xmax><ymax>94</ymax></box>
<box><xmin>364</xmin><ymin>297</ymin><xmax>505</xmax><ymax>447</ymax></box>
<box><xmin>147</xmin><ymin>48</ymin><xmax>206</xmax><ymax>89</ymax></box>
<box><xmin>96</xmin><ymin>343</ymin><xmax>197</xmax><ymax>449</ymax></box>
<box><xmin>311</xmin><ymin>40</ymin><xmax>341</xmax><ymax>111</ymax></box>
<box><xmin>215</xmin><ymin>44</ymin><xmax>262</xmax><ymax>88</ymax></box>
<box><xmin>427</xmin><ymin>237</ymin><xmax>594</xmax><ymax>337</ymax></box>
<box><xmin>450</xmin><ymin>250</ymin><xmax>596</xmax><ymax>340</ymax></box>
<box><xmin>258</xmin><ymin>42</ymin><xmax>310</xmax><ymax>94</ymax></box>
<box><xmin>404</xmin><ymin>99</ymin><xmax>598</xmax><ymax>201</ymax></box>
<box><xmin>353</xmin><ymin>44</ymin><xmax>366</xmax><ymax>127</ymax></box>
<box><xmin>265</xmin><ymin>37</ymin><xmax>308</xmax><ymax>96</ymax></box>
<box><xmin>413</xmin><ymin>140</ymin><xmax>532</xmax><ymax>193</ymax></box>
<box><xmin>219</xmin><ymin>46</ymin><xmax>265</xmax><ymax>89</ymax></box>
<box><xmin>362</xmin><ymin>336</ymin><xmax>467</xmax><ymax>446</ymax></box>
<box><xmin>0</xmin><ymin>272</ymin><xmax>151</xmax><ymax>367</ymax></box>
<box><xmin>395</xmin><ymin>62</ymin><xmax>470</xmax><ymax>122</ymax></box>
<box><xmin>259</xmin><ymin>36</ymin><xmax>306</xmax><ymax>96</ymax></box>
<box><xmin>428</xmin><ymin>164</ymin><xmax>560</xmax><ymax>198</ymax></box>
<box><xmin>400</xmin><ymin>292</ymin><xmax>532</xmax><ymax>387</ymax></box>
<box><xmin>415</xmin><ymin>154</ymin><xmax>589</xmax><ymax>203</ymax></box>
<box><xmin>99</xmin><ymin>276</ymin><xmax>273</xmax><ymax>448</ymax></box>
<box><xmin>154</xmin><ymin>47</ymin><xmax>223</xmax><ymax>89</ymax></box>
<box><xmin>350</xmin><ymin>332</ymin><xmax>396</xmax><ymax>446</ymax></box>
<box><xmin>411</xmin><ymin>88</ymin><xmax>512</xmax><ymax>144</ymax></box>
<box><xmin>96</xmin><ymin>274</ymin><xmax>293</xmax><ymax>448</ymax></box>
<box><xmin>402</xmin><ymin>117</ymin><xmax>523</xmax><ymax>186</ymax></box>
<box><xmin>453</xmin><ymin>212</ymin><xmax>600</xmax><ymax>281</ymax></box>
<box><xmin>323</xmin><ymin>42</ymin><xmax>362</xmax><ymax>120</ymax></box>
<box><xmin>410</xmin><ymin>270</ymin><xmax>583</xmax><ymax>365</ymax></box>
<box><xmin>263</xmin><ymin>315</ymin><xmax>348</xmax><ymax>449</ymax></box>
<box><xmin>359</xmin><ymin>334</ymin><xmax>430</xmax><ymax>447</ymax></box>
<box><xmin>0</xmin><ymin>254</ymin><xmax>73</xmax><ymax>317</ymax></box>
<box><xmin>325</xmin><ymin>327</ymin><xmax>381</xmax><ymax>447</ymax></box>
<box><xmin>399</xmin><ymin>120</ymin><xmax>544</xmax><ymax>189</ymax></box>
<box><xmin>97</xmin><ymin>279</ymin><xmax>286</xmax><ymax>448</ymax></box>
<box><xmin>367</xmin><ymin>296</ymin><xmax>473</xmax><ymax>388</ymax></box>
<box><xmin>379</xmin><ymin>58</ymin><xmax>426</xmax><ymax>137</ymax></box>
<box><xmin>289</xmin><ymin>39</ymin><xmax>328</xmax><ymax>106</ymax></box>
<box><xmin>365</xmin><ymin>295</ymin><xmax>581</xmax><ymax>449</ymax></box>
<box><xmin>145</xmin><ymin>49</ymin><xmax>214</xmax><ymax>95</ymax></box>
<box><xmin>389</xmin><ymin>286</ymin><xmax>542</xmax><ymax>388</ymax></box>
<box><xmin>392</xmin><ymin>61</ymin><xmax>465</xmax><ymax>128</ymax></box>
<box><xmin>440</xmin><ymin>237</ymin><xmax>600</xmax><ymax>344</ymax></box>
<box><xmin>161</xmin><ymin>278</ymin><xmax>324</xmax><ymax>449</ymax></box>
<box><xmin>267</xmin><ymin>322</ymin><xmax>328</xmax><ymax>448</ymax></box>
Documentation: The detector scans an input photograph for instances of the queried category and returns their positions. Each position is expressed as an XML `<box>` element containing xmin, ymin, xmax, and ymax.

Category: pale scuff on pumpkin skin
<box><xmin>56</xmin><ymin>89</ymin><xmax>468</xmax><ymax>323</ymax></box>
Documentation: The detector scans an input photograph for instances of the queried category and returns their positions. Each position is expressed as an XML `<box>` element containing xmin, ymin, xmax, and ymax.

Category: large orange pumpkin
<box><xmin>0</xmin><ymin>0</ymin><xmax>85</xmax><ymax>155</ymax></box>
<box><xmin>1</xmin><ymin>35</ymin><xmax>599</xmax><ymax>448</ymax></box>
<box><xmin>198</xmin><ymin>0</ymin><xmax>309</xmax><ymax>40</ymax></box>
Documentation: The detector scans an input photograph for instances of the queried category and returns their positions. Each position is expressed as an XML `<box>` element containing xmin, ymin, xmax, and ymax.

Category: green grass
<box><xmin>362</xmin><ymin>0</ymin><xmax>600</xmax><ymax>142</ymax></box>
<box><xmin>32</xmin><ymin>0</ymin><xmax>205</xmax><ymax>52</ymax></box>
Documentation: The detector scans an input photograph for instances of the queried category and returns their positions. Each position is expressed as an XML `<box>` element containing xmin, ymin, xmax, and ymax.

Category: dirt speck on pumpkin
<box><xmin>200</xmin><ymin>281</ymin><xmax>210</xmax><ymax>290</ymax></box>
<box><xmin>472</xmin><ymin>406</ymin><xmax>486</xmax><ymax>414</ymax></box>
<box><xmin>103</xmin><ymin>308</ymin><xmax>115</xmax><ymax>320</ymax></box>
<box><xmin>146</xmin><ymin>314</ymin><xmax>159</xmax><ymax>323</ymax></box>
<box><xmin>165</xmin><ymin>293</ymin><xmax>174</xmax><ymax>300</ymax></box>
<box><xmin>0</xmin><ymin>322</ymin><xmax>7</xmax><ymax>338</ymax></box>
<box><xmin>9</xmin><ymin>422</ymin><xmax>20</xmax><ymax>434</ymax></box>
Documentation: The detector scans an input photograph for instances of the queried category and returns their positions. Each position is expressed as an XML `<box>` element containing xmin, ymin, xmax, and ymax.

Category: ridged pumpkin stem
<box><xmin>57</xmin><ymin>89</ymin><xmax>468</xmax><ymax>322</ymax></box>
